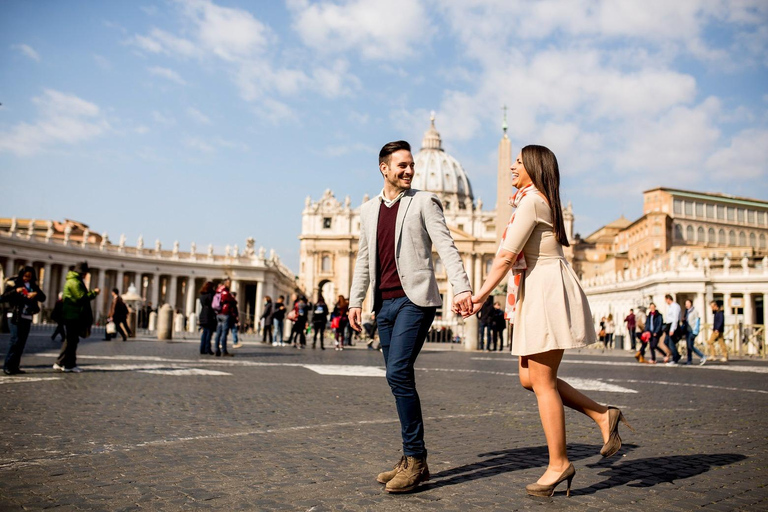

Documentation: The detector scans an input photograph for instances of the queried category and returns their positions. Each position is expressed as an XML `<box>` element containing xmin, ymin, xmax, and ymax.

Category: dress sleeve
<box><xmin>500</xmin><ymin>196</ymin><xmax>538</xmax><ymax>254</ymax></box>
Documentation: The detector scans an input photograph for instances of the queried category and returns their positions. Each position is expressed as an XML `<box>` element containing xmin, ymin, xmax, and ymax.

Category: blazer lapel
<box><xmin>394</xmin><ymin>191</ymin><xmax>413</xmax><ymax>257</ymax></box>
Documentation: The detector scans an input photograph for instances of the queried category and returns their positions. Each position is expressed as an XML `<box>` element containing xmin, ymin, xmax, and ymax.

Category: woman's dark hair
<box><xmin>112</xmin><ymin>288</ymin><xmax>120</xmax><ymax>295</ymax></box>
<box><xmin>521</xmin><ymin>145</ymin><xmax>570</xmax><ymax>247</ymax></box>
<box><xmin>379</xmin><ymin>140</ymin><xmax>411</xmax><ymax>166</ymax></box>
<box><xmin>199</xmin><ymin>281</ymin><xmax>213</xmax><ymax>294</ymax></box>
<box><xmin>18</xmin><ymin>266</ymin><xmax>37</xmax><ymax>282</ymax></box>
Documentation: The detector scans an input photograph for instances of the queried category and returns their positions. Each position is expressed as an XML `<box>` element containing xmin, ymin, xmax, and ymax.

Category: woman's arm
<box><xmin>459</xmin><ymin>249</ymin><xmax>517</xmax><ymax>317</ymax></box>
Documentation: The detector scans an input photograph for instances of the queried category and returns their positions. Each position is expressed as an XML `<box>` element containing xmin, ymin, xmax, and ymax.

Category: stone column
<box><xmin>115</xmin><ymin>270</ymin><xmax>124</xmax><ymax>294</ymax></box>
<box><xmin>134</xmin><ymin>272</ymin><xmax>142</xmax><ymax>292</ymax></box>
<box><xmin>723</xmin><ymin>293</ymin><xmax>731</xmax><ymax>327</ymax></box>
<box><xmin>60</xmin><ymin>264</ymin><xmax>69</xmax><ymax>296</ymax></box>
<box><xmin>473</xmin><ymin>253</ymin><xmax>482</xmax><ymax>292</ymax></box>
<box><xmin>97</xmin><ymin>268</ymin><xmax>107</xmax><ymax>319</ymax></box>
<box><xmin>168</xmin><ymin>275</ymin><xmax>178</xmax><ymax>309</ymax></box>
<box><xmin>42</xmin><ymin>262</ymin><xmax>53</xmax><ymax>309</ymax></box>
<box><xmin>255</xmin><ymin>279</ymin><xmax>264</xmax><ymax>329</ymax></box>
<box><xmin>3</xmin><ymin>258</ymin><xmax>15</xmax><ymax>283</ymax></box>
<box><xmin>151</xmin><ymin>274</ymin><xmax>160</xmax><ymax>309</ymax></box>
<box><xmin>704</xmin><ymin>284</ymin><xmax>714</xmax><ymax>325</ymax></box>
<box><xmin>744</xmin><ymin>293</ymin><xmax>754</xmax><ymax>325</ymax></box>
<box><xmin>185</xmin><ymin>277</ymin><xmax>196</xmax><ymax>317</ymax></box>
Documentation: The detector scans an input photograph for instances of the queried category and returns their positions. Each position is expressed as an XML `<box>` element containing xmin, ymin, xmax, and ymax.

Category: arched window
<box><xmin>738</xmin><ymin>231</ymin><xmax>746</xmax><ymax>246</ymax></box>
<box><xmin>729</xmin><ymin>230</ymin><xmax>736</xmax><ymax>245</ymax></box>
<box><xmin>708</xmin><ymin>228</ymin><xmax>715</xmax><ymax>244</ymax></box>
<box><xmin>674</xmin><ymin>223</ymin><xmax>684</xmax><ymax>241</ymax></box>
<box><xmin>718</xmin><ymin>229</ymin><xmax>725</xmax><ymax>245</ymax></box>
<box><xmin>697</xmin><ymin>227</ymin><xmax>705</xmax><ymax>243</ymax></box>
<box><xmin>321</xmin><ymin>255</ymin><xmax>331</xmax><ymax>273</ymax></box>
<box><xmin>686</xmin><ymin>225</ymin><xmax>694</xmax><ymax>241</ymax></box>
<box><xmin>749</xmin><ymin>233</ymin><xmax>756</xmax><ymax>247</ymax></box>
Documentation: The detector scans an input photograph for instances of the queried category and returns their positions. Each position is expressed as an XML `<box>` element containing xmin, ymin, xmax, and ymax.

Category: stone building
<box><xmin>579</xmin><ymin>188</ymin><xmax>768</xmax><ymax>353</ymax></box>
<box><xmin>0</xmin><ymin>218</ymin><xmax>298</xmax><ymax>331</ymax></box>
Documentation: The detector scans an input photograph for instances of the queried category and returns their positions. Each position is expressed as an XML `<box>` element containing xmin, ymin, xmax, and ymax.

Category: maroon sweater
<box><xmin>376</xmin><ymin>202</ymin><xmax>406</xmax><ymax>300</ymax></box>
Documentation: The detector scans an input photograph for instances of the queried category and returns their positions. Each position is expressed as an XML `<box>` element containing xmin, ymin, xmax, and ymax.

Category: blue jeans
<box><xmin>274</xmin><ymin>318</ymin><xmax>284</xmax><ymax>343</ymax></box>
<box><xmin>215</xmin><ymin>314</ymin><xmax>230</xmax><ymax>353</ymax></box>
<box><xmin>627</xmin><ymin>330</ymin><xmax>637</xmax><ymax>350</ymax></box>
<box><xmin>377</xmin><ymin>296</ymin><xmax>436</xmax><ymax>457</ymax></box>
<box><xmin>664</xmin><ymin>324</ymin><xmax>681</xmax><ymax>362</ymax></box>
<box><xmin>199</xmin><ymin>327</ymin><xmax>213</xmax><ymax>354</ymax></box>
<box><xmin>5</xmin><ymin>318</ymin><xmax>31</xmax><ymax>372</ymax></box>
<box><xmin>479</xmin><ymin>323</ymin><xmax>492</xmax><ymax>350</ymax></box>
<box><xmin>229</xmin><ymin>319</ymin><xmax>239</xmax><ymax>345</ymax></box>
<box><xmin>686</xmin><ymin>332</ymin><xmax>705</xmax><ymax>362</ymax></box>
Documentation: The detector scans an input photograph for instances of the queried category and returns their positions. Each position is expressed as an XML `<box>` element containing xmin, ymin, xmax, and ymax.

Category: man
<box><xmin>348</xmin><ymin>140</ymin><xmax>473</xmax><ymax>493</ymax></box>
<box><xmin>491</xmin><ymin>301</ymin><xmax>506</xmax><ymax>351</ymax></box>
<box><xmin>706</xmin><ymin>301</ymin><xmax>728</xmax><ymax>363</ymax></box>
<box><xmin>261</xmin><ymin>296</ymin><xmax>274</xmax><ymax>343</ymax></box>
<box><xmin>107</xmin><ymin>288</ymin><xmax>130</xmax><ymax>341</ymax></box>
<box><xmin>477</xmin><ymin>295</ymin><xmax>494</xmax><ymax>351</ymax></box>
<box><xmin>272</xmin><ymin>295</ymin><xmax>286</xmax><ymax>346</ymax></box>
<box><xmin>683</xmin><ymin>299</ymin><xmax>706</xmax><ymax>365</ymax></box>
<box><xmin>663</xmin><ymin>294</ymin><xmax>682</xmax><ymax>365</ymax></box>
<box><xmin>230</xmin><ymin>291</ymin><xmax>242</xmax><ymax>349</ymax></box>
<box><xmin>55</xmin><ymin>262</ymin><xmax>99</xmax><ymax>373</ymax></box>
<box><xmin>212</xmin><ymin>278</ymin><xmax>236</xmax><ymax>357</ymax></box>
<box><xmin>624</xmin><ymin>309</ymin><xmax>637</xmax><ymax>351</ymax></box>
<box><xmin>639</xmin><ymin>302</ymin><xmax>666</xmax><ymax>364</ymax></box>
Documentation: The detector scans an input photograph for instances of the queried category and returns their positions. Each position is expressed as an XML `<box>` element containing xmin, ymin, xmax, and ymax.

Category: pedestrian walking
<box><xmin>705</xmin><ymin>301</ymin><xmax>728</xmax><ymax>362</ymax></box>
<box><xmin>312</xmin><ymin>294</ymin><xmax>329</xmax><ymax>349</ymax></box>
<box><xmin>261</xmin><ymin>296</ymin><xmax>274</xmax><ymax>343</ymax></box>
<box><xmin>604</xmin><ymin>314</ymin><xmax>615</xmax><ymax>349</ymax></box>
<box><xmin>491</xmin><ymin>301</ymin><xmax>506</xmax><ymax>351</ymax></box>
<box><xmin>198</xmin><ymin>281</ymin><xmax>216</xmax><ymax>355</ymax></box>
<box><xmin>624</xmin><ymin>309</ymin><xmax>637</xmax><ymax>351</ymax></box>
<box><xmin>477</xmin><ymin>295</ymin><xmax>494</xmax><ymax>351</ymax></box>
<box><xmin>663</xmin><ymin>294</ymin><xmax>683</xmax><ymax>364</ymax></box>
<box><xmin>50</xmin><ymin>293</ymin><xmax>66</xmax><ymax>342</ymax></box>
<box><xmin>683</xmin><ymin>299</ymin><xmax>706</xmax><ymax>365</ymax></box>
<box><xmin>2</xmin><ymin>266</ymin><xmax>46</xmax><ymax>375</ymax></box>
<box><xmin>639</xmin><ymin>302</ymin><xmax>669</xmax><ymax>363</ymax></box>
<box><xmin>332</xmin><ymin>295</ymin><xmax>349</xmax><ymax>351</ymax></box>
<box><xmin>212</xmin><ymin>278</ymin><xmax>236</xmax><ymax>356</ymax></box>
<box><xmin>272</xmin><ymin>295</ymin><xmax>287</xmax><ymax>346</ymax></box>
<box><xmin>54</xmin><ymin>262</ymin><xmax>99</xmax><ymax>373</ymax></box>
<box><xmin>348</xmin><ymin>140</ymin><xmax>474</xmax><ymax>493</ymax></box>
<box><xmin>289</xmin><ymin>295</ymin><xmax>308</xmax><ymax>348</ymax></box>
<box><xmin>230</xmin><ymin>292</ymin><xmax>242</xmax><ymax>348</ymax></box>
<box><xmin>107</xmin><ymin>288</ymin><xmax>130</xmax><ymax>341</ymax></box>
<box><xmin>465</xmin><ymin>144</ymin><xmax>632</xmax><ymax>498</ymax></box>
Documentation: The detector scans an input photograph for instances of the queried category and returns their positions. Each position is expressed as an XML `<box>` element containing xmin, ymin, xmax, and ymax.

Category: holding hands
<box><xmin>451</xmin><ymin>291</ymin><xmax>479</xmax><ymax>318</ymax></box>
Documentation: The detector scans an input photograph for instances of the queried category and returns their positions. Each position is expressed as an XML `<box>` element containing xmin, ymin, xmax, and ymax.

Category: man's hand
<box><xmin>348</xmin><ymin>307</ymin><xmax>362</xmax><ymax>332</ymax></box>
<box><xmin>453</xmin><ymin>291</ymin><xmax>472</xmax><ymax>317</ymax></box>
<box><xmin>94</xmin><ymin>288</ymin><xmax>100</xmax><ymax>294</ymax></box>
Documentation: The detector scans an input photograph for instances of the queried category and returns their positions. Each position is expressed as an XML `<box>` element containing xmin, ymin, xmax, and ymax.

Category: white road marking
<box><xmin>602</xmin><ymin>378</ymin><xmax>768</xmax><ymax>395</ymax></box>
<box><xmin>0</xmin><ymin>411</ymin><xmax>503</xmax><ymax>471</ymax></box>
<box><xmin>0</xmin><ymin>376</ymin><xmax>62</xmax><ymax>384</ymax></box>
<box><xmin>562</xmin><ymin>378</ymin><xmax>638</xmax><ymax>394</ymax></box>
<box><xmin>302</xmin><ymin>364</ymin><xmax>387</xmax><ymax>377</ymax></box>
<box><xmin>138</xmin><ymin>368</ymin><xmax>231</xmax><ymax>376</ymax></box>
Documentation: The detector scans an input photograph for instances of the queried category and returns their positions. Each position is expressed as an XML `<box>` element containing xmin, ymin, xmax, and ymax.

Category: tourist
<box><xmin>261</xmin><ymin>296</ymin><xmax>274</xmax><ymax>344</ymax></box>
<box><xmin>50</xmin><ymin>292</ymin><xmax>65</xmax><ymax>342</ymax></box>
<box><xmin>491</xmin><ymin>301</ymin><xmax>506</xmax><ymax>351</ymax></box>
<box><xmin>598</xmin><ymin>316</ymin><xmax>606</xmax><ymax>346</ymax></box>
<box><xmin>272</xmin><ymin>295</ymin><xmax>286</xmax><ymax>346</ymax></box>
<box><xmin>54</xmin><ymin>262</ymin><xmax>99</xmax><ymax>373</ymax></box>
<box><xmin>664</xmin><ymin>294</ymin><xmax>682</xmax><ymax>364</ymax></box>
<box><xmin>363</xmin><ymin>311</ymin><xmax>378</xmax><ymax>349</ymax></box>
<box><xmin>213</xmin><ymin>278</ymin><xmax>236</xmax><ymax>356</ymax></box>
<box><xmin>624</xmin><ymin>309</ymin><xmax>637</xmax><ymax>351</ymax></box>
<box><xmin>2</xmin><ymin>266</ymin><xmax>46</xmax><ymax>375</ymax></box>
<box><xmin>230</xmin><ymin>291</ymin><xmax>241</xmax><ymax>349</ymax></box>
<box><xmin>312</xmin><ymin>294</ymin><xmax>329</xmax><ymax>350</ymax></box>
<box><xmin>464</xmin><ymin>145</ymin><xmax>631</xmax><ymax>498</ymax></box>
<box><xmin>683</xmin><ymin>299</ymin><xmax>706</xmax><ymax>365</ymax></box>
<box><xmin>289</xmin><ymin>295</ymin><xmax>308</xmax><ymax>349</ymax></box>
<box><xmin>640</xmin><ymin>302</ymin><xmax>668</xmax><ymax>363</ymax></box>
<box><xmin>197</xmin><ymin>281</ymin><xmax>216</xmax><ymax>355</ymax></box>
<box><xmin>348</xmin><ymin>140</ymin><xmax>473</xmax><ymax>493</ymax></box>
<box><xmin>332</xmin><ymin>295</ymin><xmax>349</xmax><ymax>351</ymax></box>
<box><xmin>604</xmin><ymin>314</ymin><xmax>615</xmax><ymax>349</ymax></box>
<box><xmin>477</xmin><ymin>295</ymin><xmax>494</xmax><ymax>351</ymax></box>
<box><xmin>107</xmin><ymin>288</ymin><xmax>130</xmax><ymax>341</ymax></box>
<box><xmin>706</xmin><ymin>301</ymin><xmax>728</xmax><ymax>363</ymax></box>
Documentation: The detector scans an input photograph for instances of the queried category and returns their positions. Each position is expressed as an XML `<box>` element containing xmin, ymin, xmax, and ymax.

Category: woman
<box><xmin>332</xmin><ymin>295</ymin><xmax>349</xmax><ymax>351</ymax></box>
<box><xmin>2</xmin><ymin>266</ymin><xmax>46</xmax><ymax>375</ymax></box>
<box><xmin>289</xmin><ymin>295</ymin><xmax>308</xmax><ymax>349</ymax></box>
<box><xmin>197</xmin><ymin>281</ymin><xmax>216</xmax><ymax>355</ymax></box>
<box><xmin>464</xmin><ymin>145</ymin><xmax>633</xmax><ymax>497</ymax></box>
<box><xmin>312</xmin><ymin>294</ymin><xmax>329</xmax><ymax>350</ymax></box>
<box><xmin>604</xmin><ymin>314</ymin><xmax>615</xmax><ymax>349</ymax></box>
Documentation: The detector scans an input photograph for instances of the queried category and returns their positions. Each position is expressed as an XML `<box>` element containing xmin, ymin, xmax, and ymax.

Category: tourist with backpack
<box><xmin>212</xmin><ymin>278</ymin><xmax>237</xmax><ymax>357</ymax></box>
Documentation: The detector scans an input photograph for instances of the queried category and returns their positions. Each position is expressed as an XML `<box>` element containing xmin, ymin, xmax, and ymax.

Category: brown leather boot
<box><xmin>377</xmin><ymin>456</ymin><xmax>406</xmax><ymax>484</ymax></box>
<box><xmin>385</xmin><ymin>455</ymin><xmax>429</xmax><ymax>493</ymax></box>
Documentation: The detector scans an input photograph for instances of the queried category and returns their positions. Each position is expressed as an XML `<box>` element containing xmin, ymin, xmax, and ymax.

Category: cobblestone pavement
<box><xmin>1</xmin><ymin>331</ymin><xmax>767</xmax><ymax>511</ymax></box>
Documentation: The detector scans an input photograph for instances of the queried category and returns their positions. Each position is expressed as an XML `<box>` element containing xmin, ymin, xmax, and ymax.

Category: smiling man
<box><xmin>348</xmin><ymin>140</ymin><xmax>473</xmax><ymax>493</ymax></box>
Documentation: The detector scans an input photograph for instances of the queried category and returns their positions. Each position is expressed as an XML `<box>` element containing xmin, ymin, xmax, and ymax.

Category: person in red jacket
<box><xmin>213</xmin><ymin>278</ymin><xmax>237</xmax><ymax>357</ymax></box>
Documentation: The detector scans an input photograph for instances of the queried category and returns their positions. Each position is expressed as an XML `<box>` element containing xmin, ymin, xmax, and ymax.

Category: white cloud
<box><xmin>131</xmin><ymin>28</ymin><xmax>199</xmax><ymax>58</ymax></box>
<box><xmin>148</xmin><ymin>66</ymin><xmax>187</xmax><ymax>85</ymax></box>
<box><xmin>184</xmin><ymin>136</ymin><xmax>215</xmax><ymax>152</ymax></box>
<box><xmin>12</xmin><ymin>43</ymin><xmax>40</xmax><ymax>62</ymax></box>
<box><xmin>706</xmin><ymin>129</ymin><xmax>768</xmax><ymax>180</ymax></box>
<box><xmin>151</xmin><ymin>111</ymin><xmax>176</xmax><ymax>125</ymax></box>
<box><xmin>186</xmin><ymin>107</ymin><xmax>210</xmax><ymax>124</ymax></box>
<box><xmin>288</xmin><ymin>0</ymin><xmax>433</xmax><ymax>60</ymax></box>
<box><xmin>93</xmin><ymin>54</ymin><xmax>112</xmax><ymax>70</ymax></box>
<box><xmin>0</xmin><ymin>90</ymin><xmax>108</xmax><ymax>156</ymax></box>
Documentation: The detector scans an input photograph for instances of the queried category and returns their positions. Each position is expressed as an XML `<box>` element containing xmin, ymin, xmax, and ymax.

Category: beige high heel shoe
<box><xmin>600</xmin><ymin>406</ymin><xmax>635</xmax><ymax>458</ymax></box>
<box><xmin>526</xmin><ymin>463</ymin><xmax>576</xmax><ymax>497</ymax></box>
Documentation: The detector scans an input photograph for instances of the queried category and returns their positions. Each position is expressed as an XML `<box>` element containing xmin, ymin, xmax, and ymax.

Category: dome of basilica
<box><xmin>412</xmin><ymin>115</ymin><xmax>474</xmax><ymax>210</ymax></box>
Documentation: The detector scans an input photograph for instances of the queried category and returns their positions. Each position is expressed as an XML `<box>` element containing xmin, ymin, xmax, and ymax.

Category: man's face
<box><xmin>711</xmin><ymin>303</ymin><xmax>717</xmax><ymax>311</ymax></box>
<box><xmin>649</xmin><ymin>304</ymin><xmax>656</xmax><ymax>312</ymax></box>
<box><xmin>381</xmin><ymin>149</ymin><xmax>414</xmax><ymax>191</ymax></box>
<box><xmin>685</xmin><ymin>300</ymin><xmax>692</xmax><ymax>309</ymax></box>
<box><xmin>665</xmin><ymin>297</ymin><xmax>672</xmax><ymax>304</ymax></box>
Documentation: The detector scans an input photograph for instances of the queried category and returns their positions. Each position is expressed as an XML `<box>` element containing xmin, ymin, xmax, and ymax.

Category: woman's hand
<box><xmin>460</xmin><ymin>295</ymin><xmax>484</xmax><ymax>319</ymax></box>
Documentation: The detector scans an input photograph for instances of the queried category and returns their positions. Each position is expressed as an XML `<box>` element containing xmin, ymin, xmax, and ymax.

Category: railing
<box><xmin>682</xmin><ymin>323</ymin><xmax>765</xmax><ymax>358</ymax></box>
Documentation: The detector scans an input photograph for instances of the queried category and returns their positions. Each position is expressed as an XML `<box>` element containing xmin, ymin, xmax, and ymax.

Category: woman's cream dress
<box><xmin>501</xmin><ymin>194</ymin><xmax>597</xmax><ymax>356</ymax></box>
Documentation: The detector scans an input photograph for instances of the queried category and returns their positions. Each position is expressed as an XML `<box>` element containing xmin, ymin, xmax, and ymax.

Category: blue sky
<box><xmin>2</xmin><ymin>0</ymin><xmax>767</xmax><ymax>271</ymax></box>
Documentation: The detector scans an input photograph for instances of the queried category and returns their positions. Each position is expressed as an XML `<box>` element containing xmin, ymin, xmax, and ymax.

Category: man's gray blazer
<box><xmin>349</xmin><ymin>189</ymin><xmax>472</xmax><ymax>310</ymax></box>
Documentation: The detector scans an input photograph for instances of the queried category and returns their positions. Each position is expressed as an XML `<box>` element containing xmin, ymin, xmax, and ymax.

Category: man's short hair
<box><xmin>649</xmin><ymin>302</ymin><xmax>656</xmax><ymax>307</ymax></box>
<box><xmin>664</xmin><ymin>294</ymin><xmax>673</xmax><ymax>301</ymax></box>
<box><xmin>630</xmin><ymin>308</ymin><xmax>634</xmax><ymax>312</ymax></box>
<box><xmin>710</xmin><ymin>301</ymin><xmax>719</xmax><ymax>307</ymax></box>
<box><xmin>112</xmin><ymin>288</ymin><xmax>119</xmax><ymax>295</ymax></box>
<box><xmin>379</xmin><ymin>140</ymin><xmax>411</xmax><ymax>166</ymax></box>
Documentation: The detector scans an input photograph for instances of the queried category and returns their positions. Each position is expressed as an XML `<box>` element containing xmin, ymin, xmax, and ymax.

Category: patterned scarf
<box><xmin>498</xmin><ymin>184</ymin><xmax>538</xmax><ymax>323</ymax></box>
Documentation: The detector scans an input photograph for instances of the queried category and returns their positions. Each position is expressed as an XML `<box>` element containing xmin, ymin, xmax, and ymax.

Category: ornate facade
<box><xmin>0</xmin><ymin>218</ymin><xmax>298</xmax><ymax>331</ymax></box>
